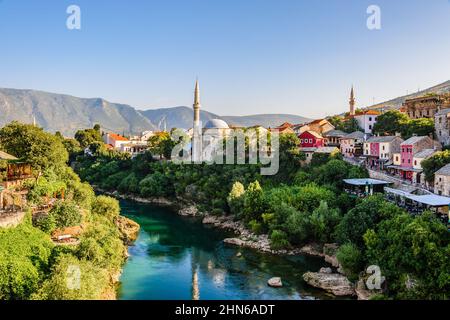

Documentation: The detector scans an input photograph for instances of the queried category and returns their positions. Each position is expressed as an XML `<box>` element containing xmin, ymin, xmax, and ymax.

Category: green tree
<box><xmin>0</xmin><ymin>122</ymin><xmax>69</xmax><ymax>173</ymax></box>
<box><xmin>227</xmin><ymin>181</ymin><xmax>246</xmax><ymax>216</ymax></box>
<box><xmin>91</xmin><ymin>196</ymin><xmax>120</xmax><ymax>221</ymax></box>
<box><xmin>243</xmin><ymin>181</ymin><xmax>265</xmax><ymax>221</ymax></box>
<box><xmin>49</xmin><ymin>200</ymin><xmax>82</xmax><ymax>229</ymax></box>
<box><xmin>421</xmin><ymin>150</ymin><xmax>450</xmax><ymax>183</ymax></box>
<box><xmin>372</xmin><ymin>110</ymin><xmax>409</xmax><ymax>136</ymax></box>
<box><xmin>364</xmin><ymin>212</ymin><xmax>449</xmax><ymax>299</ymax></box>
<box><xmin>336</xmin><ymin>243</ymin><xmax>363</xmax><ymax>280</ymax></box>
<box><xmin>74</xmin><ymin>127</ymin><xmax>102</xmax><ymax>149</ymax></box>
<box><xmin>402</xmin><ymin>118</ymin><xmax>434</xmax><ymax>140</ymax></box>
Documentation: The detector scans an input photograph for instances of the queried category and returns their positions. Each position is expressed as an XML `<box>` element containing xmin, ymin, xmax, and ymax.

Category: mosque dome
<box><xmin>204</xmin><ymin>119</ymin><xmax>229</xmax><ymax>129</ymax></box>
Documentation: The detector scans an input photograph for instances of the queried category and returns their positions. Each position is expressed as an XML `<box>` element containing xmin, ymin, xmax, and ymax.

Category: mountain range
<box><xmin>0</xmin><ymin>88</ymin><xmax>311</xmax><ymax>136</ymax></box>
<box><xmin>1</xmin><ymin>80</ymin><xmax>449</xmax><ymax>137</ymax></box>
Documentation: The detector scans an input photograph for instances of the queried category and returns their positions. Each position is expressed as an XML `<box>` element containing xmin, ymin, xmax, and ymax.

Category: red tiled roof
<box><xmin>108</xmin><ymin>133</ymin><xmax>129</xmax><ymax>141</ymax></box>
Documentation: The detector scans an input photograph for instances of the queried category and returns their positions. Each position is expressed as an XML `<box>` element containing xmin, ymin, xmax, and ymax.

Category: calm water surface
<box><xmin>118</xmin><ymin>200</ymin><xmax>333</xmax><ymax>300</ymax></box>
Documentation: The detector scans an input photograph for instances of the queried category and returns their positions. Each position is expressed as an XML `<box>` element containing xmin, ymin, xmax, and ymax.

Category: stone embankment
<box><xmin>0</xmin><ymin>211</ymin><xmax>26</xmax><ymax>228</ymax></box>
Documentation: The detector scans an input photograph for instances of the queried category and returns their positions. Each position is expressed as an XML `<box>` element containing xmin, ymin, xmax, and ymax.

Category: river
<box><xmin>117</xmin><ymin>200</ymin><xmax>334</xmax><ymax>300</ymax></box>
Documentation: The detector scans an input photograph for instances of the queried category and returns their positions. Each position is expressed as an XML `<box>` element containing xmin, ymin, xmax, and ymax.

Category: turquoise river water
<box><xmin>117</xmin><ymin>200</ymin><xmax>334</xmax><ymax>300</ymax></box>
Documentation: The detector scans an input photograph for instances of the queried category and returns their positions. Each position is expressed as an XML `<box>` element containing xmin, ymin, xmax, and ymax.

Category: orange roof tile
<box><xmin>109</xmin><ymin>133</ymin><xmax>129</xmax><ymax>141</ymax></box>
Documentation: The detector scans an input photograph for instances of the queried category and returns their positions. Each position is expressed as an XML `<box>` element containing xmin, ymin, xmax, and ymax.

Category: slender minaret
<box><xmin>349</xmin><ymin>86</ymin><xmax>356</xmax><ymax>116</ymax></box>
<box><xmin>193</xmin><ymin>80</ymin><xmax>201</xmax><ymax>127</ymax></box>
<box><xmin>192</xmin><ymin>80</ymin><xmax>202</xmax><ymax>163</ymax></box>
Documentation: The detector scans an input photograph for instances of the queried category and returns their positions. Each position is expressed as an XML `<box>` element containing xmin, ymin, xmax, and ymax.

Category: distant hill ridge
<box><xmin>365</xmin><ymin>80</ymin><xmax>450</xmax><ymax>111</ymax></box>
<box><xmin>0</xmin><ymin>88</ymin><xmax>311</xmax><ymax>136</ymax></box>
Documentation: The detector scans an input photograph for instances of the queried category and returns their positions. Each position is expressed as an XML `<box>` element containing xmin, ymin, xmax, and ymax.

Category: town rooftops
<box><xmin>323</xmin><ymin>130</ymin><xmax>346</xmax><ymax>137</ymax></box>
<box><xmin>342</xmin><ymin>131</ymin><xmax>366</xmax><ymax>140</ymax></box>
<box><xmin>401</xmin><ymin>136</ymin><xmax>430</xmax><ymax>146</ymax></box>
<box><xmin>108</xmin><ymin>133</ymin><xmax>129</xmax><ymax>141</ymax></box>
<box><xmin>302</xmin><ymin>130</ymin><xmax>323</xmax><ymax>139</ymax></box>
<box><xmin>343</xmin><ymin>178</ymin><xmax>391</xmax><ymax>186</ymax></box>
<box><xmin>414</xmin><ymin>149</ymin><xmax>436</xmax><ymax>159</ymax></box>
<box><xmin>355</xmin><ymin>110</ymin><xmax>381</xmax><ymax>116</ymax></box>
<box><xmin>0</xmin><ymin>151</ymin><xmax>18</xmax><ymax>161</ymax></box>
<box><xmin>435</xmin><ymin>163</ymin><xmax>450</xmax><ymax>176</ymax></box>
<box><xmin>366</xmin><ymin>136</ymin><xmax>400</xmax><ymax>143</ymax></box>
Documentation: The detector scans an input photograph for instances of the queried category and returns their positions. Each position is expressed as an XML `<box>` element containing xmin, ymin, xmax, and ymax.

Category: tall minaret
<box><xmin>192</xmin><ymin>80</ymin><xmax>202</xmax><ymax>163</ymax></box>
<box><xmin>193</xmin><ymin>80</ymin><xmax>201</xmax><ymax>127</ymax></box>
<box><xmin>349</xmin><ymin>86</ymin><xmax>356</xmax><ymax>116</ymax></box>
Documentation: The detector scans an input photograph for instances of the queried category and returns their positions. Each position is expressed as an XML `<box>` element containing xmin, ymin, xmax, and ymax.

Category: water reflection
<box><xmin>118</xmin><ymin>201</ymin><xmax>332</xmax><ymax>300</ymax></box>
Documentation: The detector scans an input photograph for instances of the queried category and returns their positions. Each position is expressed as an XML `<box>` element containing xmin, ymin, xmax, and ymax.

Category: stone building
<box><xmin>404</xmin><ymin>94</ymin><xmax>450</xmax><ymax>119</ymax></box>
<box><xmin>435</xmin><ymin>108</ymin><xmax>450</xmax><ymax>146</ymax></box>
<box><xmin>434</xmin><ymin>164</ymin><xmax>450</xmax><ymax>196</ymax></box>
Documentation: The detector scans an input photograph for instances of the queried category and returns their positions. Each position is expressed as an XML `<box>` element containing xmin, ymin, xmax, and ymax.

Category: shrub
<box><xmin>34</xmin><ymin>214</ymin><xmax>56</xmax><ymax>234</ymax></box>
<box><xmin>248</xmin><ymin>220</ymin><xmax>263</xmax><ymax>235</ymax></box>
<box><xmin>49</xmin><ymin>201</ymin><xmax>82</xmax><ymax>229</ymax></box>
<box><xmin>91</xmin><ymin>196</ymin><xmax>120</xmax><ymax>221</ymax></box>
<box><xmin>227</xmin><ymin>181</ymin><xmax>245</xmax><ymax>216</ymax></box>
<box><xmin>270</xmin><ymin>230</ymin><xmax>291</xmax><ymax>250</ymax></box>
<box><xmin>336</xmin><ymin>243</ymin><xmax>363</xmax><ymax>280</ymax></box>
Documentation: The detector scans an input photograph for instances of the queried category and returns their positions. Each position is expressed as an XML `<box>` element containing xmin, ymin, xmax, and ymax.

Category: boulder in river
<box><xmin>224</xmin><ymin>238</ymin><xmax>246</xmax><ymax>247</ymax></box>
<box><xmin>178</xmin><ymin>205</ymin><xmax>199</xmax><ymax>217</ymax></box>
<box><xmin>303</xmin><ymin>271</ymin><xmax>355</xmax><ymax>296</ymax></box>
<box><xmin>115</xmin><ymin>216</ymin><xmax>140</xmax><ymax>245</ymax></box>
<box><xmin>319</xmin><ymin>267</ymin><xmax>333</xmax><ymax>274</ymax></box>
<box><xmin>268</xmin><ymin>277</ymin><xmax>283</xmax><ymax>288</ymax></box>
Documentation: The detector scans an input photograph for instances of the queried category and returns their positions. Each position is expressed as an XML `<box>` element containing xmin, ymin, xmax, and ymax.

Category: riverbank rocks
<box><xmin>303</xmin><ymin>271</ymin><xmax>355</xmax><ymax>296</ymax></box>
<box><xmin>319</xmin><ymin>267</ymin><xmax>333</xmax><ymax>274</ymax></box>
<box><xmin>178</xmin><ymin>205</ymin><xmax>199</xmax><ymax>217</ymax></box>
<box><xmin>354</xmin><ymin>279</ymin><xmax>382</xmax><ymax>300</ymax></box>
<box><xmin>323</xmin><ymin>243</ymin><xmax>340</xmax><ymax>268</ymax></box>
<box><xmin>299</xmin><ymin>244</ymin><xmax>325</xmax><ymax>257</ymax></box>
<box><xmin>268</xmin><ymin>277</ymin><xmax>283</xmax><ymax>288</ymax></box>
<box><xmin>115</xmin><ymin>216</ymin><xmax>140</xmax><ymax>245</ymax></box>
<box><xmin>224</xmin><ymin>238</ymin><xmax>247</xmax><ymax>247</ymax></box>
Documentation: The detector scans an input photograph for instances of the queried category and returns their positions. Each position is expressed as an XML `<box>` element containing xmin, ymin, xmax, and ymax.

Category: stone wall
<box><xmin>0</xmin><ymin>211</ymin><xmax>26</xmax><ymax>228</ymax></box>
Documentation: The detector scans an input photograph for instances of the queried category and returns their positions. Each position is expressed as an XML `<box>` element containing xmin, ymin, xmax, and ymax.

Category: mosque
<box><xmin>191</xmin><ymin>80</ymin><xmax>232</xmax><ymax>162</ymax></box>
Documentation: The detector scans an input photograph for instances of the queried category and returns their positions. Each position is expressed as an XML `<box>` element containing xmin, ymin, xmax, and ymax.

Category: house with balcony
<box><xmin>364</xmin><ymin>136</ymin><xmax>403</xmax><ymax>170</ymax></box>
<box><xmin>386</xmin><ymin>136</ymin><xmax>436</xmax><ymax>184</ymax></box>
<box><xmin>340</xmin><ymin>131</ymin><xmax>367</xmax><ymax>158</ymax></box>
<box><xmin>323</xmin><ymin>130</ymin><xmax>346</xmax><ymax>147</ymax></box>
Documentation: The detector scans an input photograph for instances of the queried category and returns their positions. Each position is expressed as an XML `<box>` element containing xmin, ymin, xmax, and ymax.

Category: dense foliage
<box><xmin>73</xmin><ymin>129</ymin><xmax>450</xmax><ymax>299</ymax></box>
<box><xmin>372</xmin><ymin>110</ymin><xmax>434</xmax><ymax>139</ymax></box>
<box><xmin>0</xmin><ymin>123</ymin><xmax>127</xmax><ymax>300</ymax></box>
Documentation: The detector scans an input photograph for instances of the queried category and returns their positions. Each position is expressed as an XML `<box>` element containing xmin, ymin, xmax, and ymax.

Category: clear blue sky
<box><xmin>0</xmin><ymin>0</ymin><xmax>449</xmax><ymax>118</ymax></box>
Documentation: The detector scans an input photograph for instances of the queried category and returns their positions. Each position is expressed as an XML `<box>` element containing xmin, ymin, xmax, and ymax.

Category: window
<box><xmin>300</xmin><ymin>139</ymin><xmax>303</xmax><ymax>143</ymax></box>
<box><xmin>369</xmin><ymin>117</ymin><xmax>372</xmax><ymax>121</ymax></box>
<box><xmin>396</xmin><ymin>156</ymin><xmax>399</xmax><ymax>161</ymax></box>
<box><xmin>369</xmin><ymin>125</ymin><xmax>372</xmax><ymax>130</ymax></box>
<box><xmin>402</xmin><ymin>159</ymin><xmax>405</xmax><ymax>163</ymax></box>
<box><xmin>414</xmin><ymin>160</ymin><xmax>417</xmax><ymax>166</ymax></box>
<box><xmin>408</xmin><ymin>159</ymin><xmax>411</xmax><ymax>164</ymax></box>
<box><xmin>382</xmin><ymin>146</ymin><xmax>385</xmax><ymax>151</ymax></box>
<box><xmin>309</xmin><ymin>139</ymin><xmax>313</xmax><ymax>143</ymax></box>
